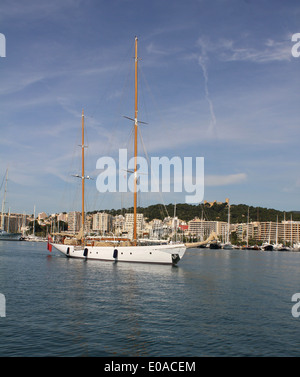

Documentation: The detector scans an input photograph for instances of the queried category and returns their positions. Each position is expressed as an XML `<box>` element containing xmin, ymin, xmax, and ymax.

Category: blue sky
<box><xmin>0</xmin><ymin>0</ymin><xmax>300</xmax><ymax>215</ymax></box>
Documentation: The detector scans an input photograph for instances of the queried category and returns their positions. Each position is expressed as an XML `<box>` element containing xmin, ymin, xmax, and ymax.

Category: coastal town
<box><xmin>2</xmin><ymin>198</ymin><xmax>300</xmax><ymax>250</ymax></box>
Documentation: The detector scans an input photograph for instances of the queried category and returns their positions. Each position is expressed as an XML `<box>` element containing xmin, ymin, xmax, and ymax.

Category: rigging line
<box><xmin>138</xmin><ymin>63</ymin><xmax>165</xmax><ymax>127</ymax></box>
<box><xmin>137</xmin><ymin>126</ymin><xmax>170</xmax><ymax>219</ymax></box>
<box><xmin>88</xmin><ymin>39</ymin><xmax>135</xmax><ymax>121</ymax></box>
<box><xmin>124</xmin><ymin>123</ymin><xmax>135</xmax><ymax>151</ymax></box>
<box><xmin>108</xmin><ymin>58</ymin><xmax>132</xmax><ymax>137</ymax></box>
<box><xmin>135</xmin><ymin>63</ymin><xmax>149</xmax><ymax>124</ymax></box>
<box><xmin>58</xmin><ymin>118</ymin><xmax>85</xmax><ymax>214</ymax></box>
<box><xmin>91</xmin><ymin>125</ymin><xmax>135</xmax><ymax>214</ymax></box>
<box><xmin>201</xmin><ymin>202</ymin><xmax>209</xmax><ymax>221</ymax></box>
<box><xmin>82</xmin><ymin>115</ymin><xmax>95</xmax><ymax>214</ymax></box>
<box><xmin>0</xmin><ymin>171</ymin><xmax>6</xmax><ymax>193</ymax></box>
<box><xmin>83</xmin><ymin>43</ymin><xmax>135</xmax><ymax>213</ymax></box>
<box><xmin>90</xmin><ymin>54</ymin><xmax>135</xmax><ymax>215</ymax></box>
<box><xmin>100</xmin><ymin>41</ymin><xmax>136</xmax><ymax>156</ymax></box>
<box><xmin>137</xmin><ymin>65</ymin><xmax>173</xmax><ymax>220</ymax></box>
<box><xmin>122</xmin><ymin>124</ymin><xmax>135</xmax><ymax>215</ymax></box>
<box><xmin>93</xmin><ymin>42</ymin><xmax>141</xmax><ymax>215</ymax></box>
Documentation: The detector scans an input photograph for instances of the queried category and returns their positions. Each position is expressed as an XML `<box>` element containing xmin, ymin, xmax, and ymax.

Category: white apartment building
<box><xmin>113</xmin><ymin>214</ymin><xmax>125</xmax><ymax>235</ymax></box>
<box><xmin>68</xmin><ymin>211</ymin><xmax>82</xmax><ymax>233</ymax></box>
<box><xmin>236</xmin><ymin>221</ymin><xmax>300</xmax><ymax>243</ymax></box>
<box><xmin>188</xmin><ymin>218</ymin><xmax>228</xmax><ymax>240</ymax></box>
<box><xmin>1</xmin><ymin>213</ymin><xmax>27</xmax><ymax>233</ymax></box>
<box><xmin>259</xmin><ymin>221</ymin><xmax>300</xmax><ymax>243</ymax></box>
<box><xmin>149</xmin><ymin>218</ymin><xmax>164</xmax><ymax>239</ymax></box>
<box><xmin>124</xmin><ymin>213</ymin><xmax>144</xmax><ymax>239</ymax></box>
<box><xmin>92</xmin><ymin>212</ymin><xmax>113</xmax><ymax>234</ymax></box>
<box><xmin>236</xmin><ymin>222</ymin><xmax>260</xmax><ymax>242</ymax></box>
<box><xmin>57</xmin><ymin>213</ymin><xmax>68</xmax><ymax>222</ymax></box>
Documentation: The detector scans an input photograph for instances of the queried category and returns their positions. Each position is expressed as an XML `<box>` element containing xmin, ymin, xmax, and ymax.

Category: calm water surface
<box><xmin>1</xmin><ymin>241</ymin><xmax>300</xmax><ymax>357</ymax></box>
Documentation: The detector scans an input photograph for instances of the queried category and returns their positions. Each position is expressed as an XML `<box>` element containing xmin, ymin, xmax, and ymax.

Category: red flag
<box><xmin>47</xmin><ymin>235</ymin><xmax>52</xmax><ymax>252</ymax></box>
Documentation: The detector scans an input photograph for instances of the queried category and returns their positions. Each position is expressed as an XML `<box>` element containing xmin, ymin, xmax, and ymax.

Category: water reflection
<box><xmin>105</xmin><ymin>262</ymin><xmax>176</xmax><ymax>356</ymax></box>
<box><xmin>45</xmin><ymin>254</ymin><xmax>177</xmax><ymax>356</ymax></box>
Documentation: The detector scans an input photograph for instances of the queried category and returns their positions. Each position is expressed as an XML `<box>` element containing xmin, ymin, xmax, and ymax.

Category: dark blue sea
<box><xmin>1</xmin><ymin>240</ymin><xmax>300</xmax><ymax>357</ymax></box>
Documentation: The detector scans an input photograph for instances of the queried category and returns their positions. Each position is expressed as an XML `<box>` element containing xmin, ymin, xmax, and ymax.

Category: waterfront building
<box><xmin>68</xmin><ymin>211</ymin><xmax>82</xmax><ymax>233</ymax></box>
<box><xmin>236</xmin><ymin>220</ymin><xmax>300</xmax><ymax>244</ymax></box>
<box><xmin>0</xmin><ymin>213</ymin><xmax>30</xmax><ymax>233</ymax></box>
<box><xmin>57</xmin><ymin>213</ymin><xmax>68</xmax><ymax>222</ymax></box>
<box><xmin>258</xmin><ymin>220</ymin><xmax>300</xmax><ymax>244</ymax></box>
<box><xmin>236</xmin><ymin>222</ymin><xmax>260</xmax><ymax>243</ymax></box>
<box><xmin>84</xmin><ymin>215</ymin><xmax>92</xmax><ymax>234</ymax></box>
<box><xmin>92</xmin><ymin>212</ymin><xmax>113</xmax><ymax>234</ymax></box>
<box><xmin>188</xmin><ymin>218</ymin><xmax>228</xmax><ymax>241</ymax></box>
<box><xmin>113</xmin><ymin>214</ymin><xmax>125</xmax><ymax>236</ymax></box>
<box><xmin>124</xmin><ymin>213</ymin><xmax>144</xmax><ymax>239</ymax></box>
<box><xmin>179</xmin><ymin>224</ymin><xmax>188</xmax><ymax>233</ymax></box>
<box><xmin>149</xmin><ymin>218</ymin><xmax>164</xmax><ymax>239</ymax></box>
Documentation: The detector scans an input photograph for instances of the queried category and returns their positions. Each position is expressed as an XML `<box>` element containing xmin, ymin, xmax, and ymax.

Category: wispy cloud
<box><xmin>197</xmin><ymin>35</ymin><xmax>292</xmax><ymax>64</ymax></box>
<box><xmin>146</xmin><ymin>42</ymin><xmax>169</xmax><ymax>56</ymax></box>
<box><xmin>0</xmin><ymin>73</ymin><xmax>47</xmax><ymax>96</ymax></box>
<box><xmin>206</xmin><ymin>173</ymin><xmax>247</xmax><ymax>186</ymax></box>
<box><xmin>221</xmin><ymin>39</ymin><xmax>292</xmax><ymax>63</ymax></box>
<box><xmin>0</xmin><ymin>0</ymin><xmax>82</xmax><ymax>21</ymax></box>
<box><xmin>197</xmin><ymin>38</ymin><xmax>217</xmax><ymax>137</ymax></box>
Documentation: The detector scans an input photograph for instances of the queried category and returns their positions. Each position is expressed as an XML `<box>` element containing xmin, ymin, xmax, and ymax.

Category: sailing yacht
<box><xmin>261</xmin><ymin>221</ymin><xmax>273</xmax><ymax>251</ymax></box>
<box><xmin>51</xmin><ymin>37</ymin><xmax>186</xmax><ymax>265</ymax></box>
<box><xmin>0</xmin><ymin>169</ymin><xmax>22</xmax><ymax>241</ymax></box>
<box><xmin>261</xmin><ymin>242</ymin><xmax>273</xmax><ymax>251</ymax></box>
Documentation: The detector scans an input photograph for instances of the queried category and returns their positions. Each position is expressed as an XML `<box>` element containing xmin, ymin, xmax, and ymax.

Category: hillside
<box><xmin>89</xmin><ymin>202</ymin><xmax>300</xmax><ymax>223</ymax></box>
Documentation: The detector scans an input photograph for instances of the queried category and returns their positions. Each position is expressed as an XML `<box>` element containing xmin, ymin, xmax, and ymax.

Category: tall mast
<box><xmin>133</xmin><ymin>36</ymin><xmax>138</xmax><ymax>246</ymax></box>
<box><xmin>174</xmin><ymin>202</ymin><xmax>177</xmax><ymax>242</ymax></box>
<box><xmin>246</xmin><ymin>206</ymin><xmax>249</xmax><ymax>247</ymax></box>
<box><xmin>1</xmin><ymin>168</ymin><xmax>8</xmax><ymax>231</ymax></box>
<box><xmin>81</xmin><ymin>109</ymin><xmax>85</xmax><ymax>244</ymax></box>
<box><xmin>227</xmin><ymin>200</ymin><xmax>230</xmax><ymax>244</ymax></box>
<box><xmin>291</xmin><ymin>214</ymin><xmax>293</xmax><ymax>246</ymax></box>
<box><xmin>276</xmin><ymin>215</ymin><xmax>278</xmax><ymax>244</ymax></box>
<box><xmin>284</xmin><ymin>212</ymin><xmax>286</xmax><ymax>244</ymax></box>
<box><xmin>33</xmin><ymin>204</ymin><xmax>35</xmax><ymax>236</ymax></box>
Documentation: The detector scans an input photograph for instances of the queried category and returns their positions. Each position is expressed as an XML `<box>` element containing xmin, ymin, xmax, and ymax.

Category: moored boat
<box><xmin>0</xmin><ymin>169</ymin><xmax>22</xmax><ymax>241</ymax></box>
<box><xmin>261</xmin><ymin>242</ymin><xmax>273</xmax><ymax>251</ymax></box>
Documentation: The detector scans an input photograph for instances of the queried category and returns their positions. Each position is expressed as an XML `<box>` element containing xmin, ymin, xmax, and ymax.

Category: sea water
<box><xmin>1</xmin><ymin>241</ymin><xmax>300</xmax><ymax>357</ymax></box>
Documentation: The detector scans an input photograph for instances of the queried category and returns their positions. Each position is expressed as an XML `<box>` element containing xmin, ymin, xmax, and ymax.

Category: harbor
<box><xmin>2</xmin><ymin>199</ymin><xmax>300</xmax><ymax>252</ymax></box>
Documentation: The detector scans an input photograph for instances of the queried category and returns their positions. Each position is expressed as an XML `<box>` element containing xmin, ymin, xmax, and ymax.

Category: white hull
<box><xmin>222</xmin><ymin>242</ymin><xmax>233</xmax><ymax>249</ymax></box>
<box><xmin>52</xmin><ymin>243</ymin><xmax>186</xmax><ymax>265</ymax></box>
